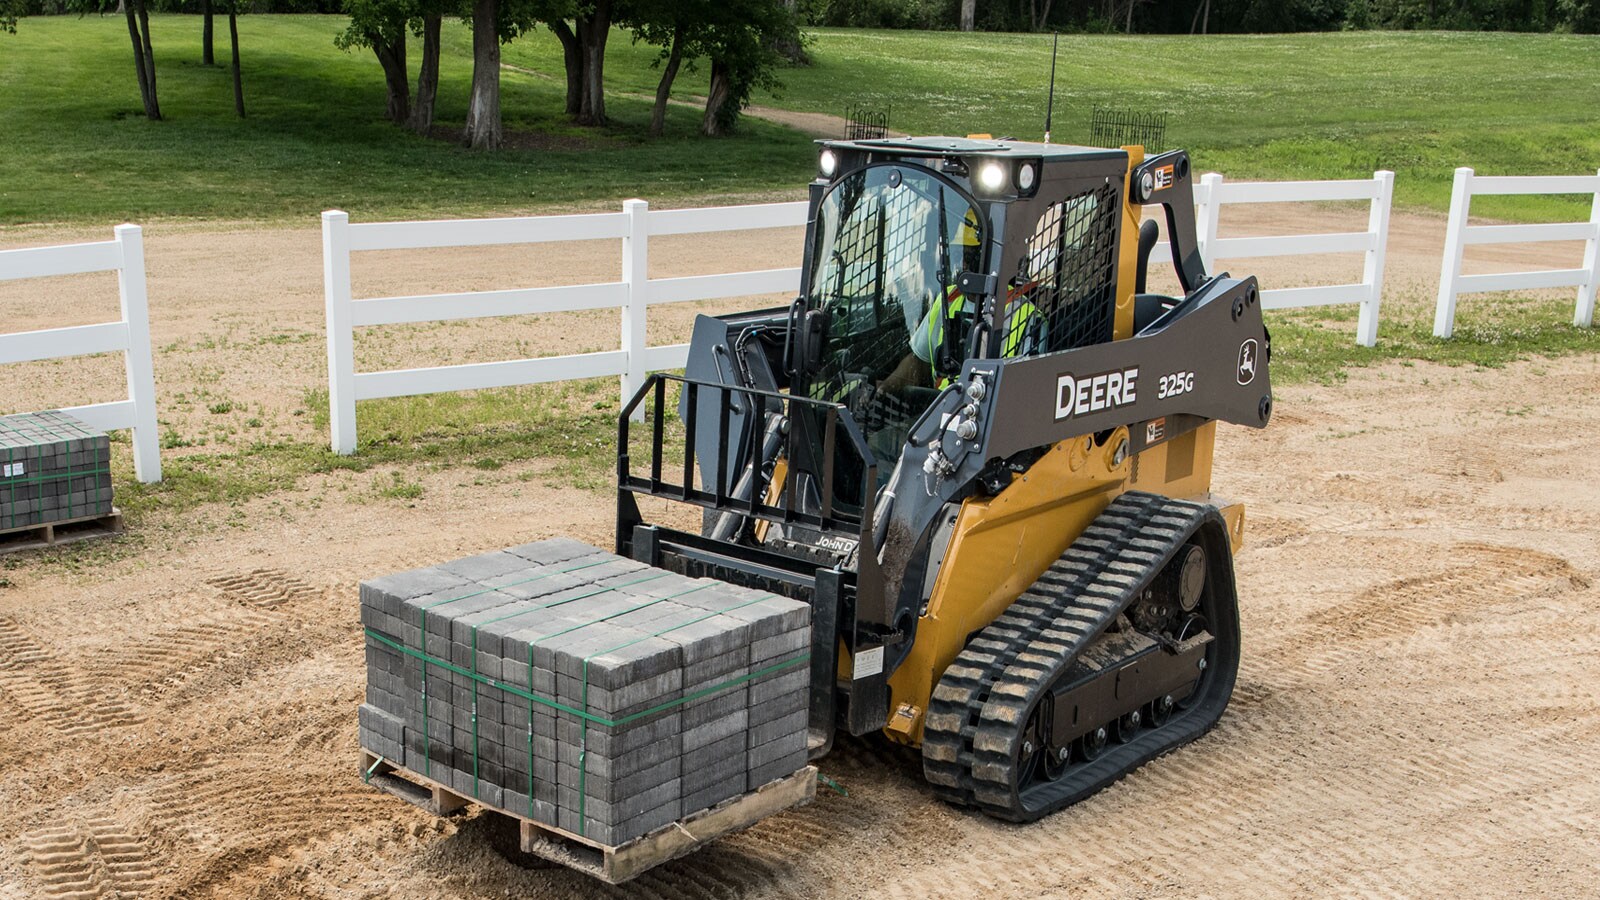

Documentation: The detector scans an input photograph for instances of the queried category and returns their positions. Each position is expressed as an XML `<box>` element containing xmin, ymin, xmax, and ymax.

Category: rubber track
<box><xmin>921</xmin><ymin>491</ymin><xmax>1206</xmax><ymax>814</ymax></box>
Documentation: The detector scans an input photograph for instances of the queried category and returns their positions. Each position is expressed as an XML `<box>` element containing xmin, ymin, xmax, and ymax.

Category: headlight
<box><xmin>1017</xmin><ymin>163</ymin><xmax>1037</xmax><ymax>192</ymax></box>
<box><xmin>978</xmin><ymin>162</ymin><xmax>1007</xmax><ymax>193</ymax></box>
<box><xmin>819</xmin><ymin>150</ymin><xmax>838</xmax><ymax>178</ymax></box>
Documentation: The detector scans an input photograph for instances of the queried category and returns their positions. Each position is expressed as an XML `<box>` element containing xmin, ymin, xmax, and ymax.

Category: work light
<box><xmin>978</xmin><ymin>162</ymin><xmax>1007</xmax><ymax>193</ymax></box>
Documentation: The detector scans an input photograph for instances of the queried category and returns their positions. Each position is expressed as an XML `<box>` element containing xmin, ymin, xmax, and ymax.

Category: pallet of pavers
<box><xmin>357</xmin><ymin>537</ymin><xmax>816</xmax><ymax>883</ymax></box>
<box><xmin>0</xmin><ymin>410</ymin><xmax>119</xmax><ymax>551</ymax></box>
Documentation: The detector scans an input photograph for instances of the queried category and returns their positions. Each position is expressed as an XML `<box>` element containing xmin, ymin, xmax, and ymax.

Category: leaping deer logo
<box><xmin>1237</xmin><ymin>339</ymin><xmax>1258</xmax><ymax>385</ymax></box>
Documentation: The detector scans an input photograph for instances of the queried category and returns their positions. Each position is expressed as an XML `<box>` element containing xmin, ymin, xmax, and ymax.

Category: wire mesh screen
<box><xmin>1005</xmin><ymin>183</ymin><xmax>1120</xmax><ymax>356</ymax></box>
<box><xmin>844</xmin><ymin>103</ymin><xmax>890</xmax><ymax>140</ymax></box>
<box><xmin>1089</xmin><ymin>105</ymin><xmax>1168</xmax><ymax>152</ymax></box>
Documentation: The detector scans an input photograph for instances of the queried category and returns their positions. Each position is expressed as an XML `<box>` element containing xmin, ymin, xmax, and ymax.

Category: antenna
<box><xmin>1043</xmin><ymin>32</ymin><xmax>1059</xmax><ymax>145</ymax></box>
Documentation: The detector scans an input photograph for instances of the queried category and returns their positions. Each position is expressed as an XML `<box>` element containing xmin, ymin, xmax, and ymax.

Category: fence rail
<box><xmin>1153</xmin><ymin>170</ymin><xmax>1394</xmax><ymax>346</ymax></box>
<box><xmin>0</xmin><ymin>226</ymin><xmax>162</xmax><ymax>482</ymax></box>
<box><xmin>322</xmin><ymin>200</ymin><xmax>807</xmax><ymax>455</ymax></box>
<box><xmin>1433</xmin><ymin>167</ymin><xmax>1600</xmax><ymax>338</ymax></box>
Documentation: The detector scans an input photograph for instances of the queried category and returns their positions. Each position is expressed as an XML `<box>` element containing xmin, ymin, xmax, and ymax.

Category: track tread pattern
<box><xmin>22</xmin><ymin>818</ymin><xmax>157</xmax><ymax>899</ymax></box>
<box><xmin>206</xmin><ymin>568</ymin><xmax>321</xmax><ymax>609</ymax></box>
<box><xmin>921</xmin><ymin>492</ymin><xmax>1213</xmax><ymax>819</ymax></box>
<box><xmin>0</xmin><ymin>617</ymin><xmax>141</xmax><ymax>736</ymax></box>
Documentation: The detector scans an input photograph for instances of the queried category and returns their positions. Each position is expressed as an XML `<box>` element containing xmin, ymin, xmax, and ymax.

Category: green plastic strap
<box><xmin>462</xmin><ymin>567</ymin><xmax>673</xmax><ymax>799</ymax></box>
<box><xmin>574</xmin><ymin>590</ymin><xmax>796</xmax><ymax>837</ymax></box>
<box><xmin>516</xmin><ymin>578</ymin><xmax>716</xmax><ymax>817</ymax></box>
<box><xmin>414</xmin><ymin>555</ymin><xmax>628</xmax><ymax>778</ymax></box>
<box><xmin>363</xmin><ymin>626</ymin><xmax>805</xmax><ymax>728</ymax></box>
<box><xmin>376</xmin><ymin>559</ymin><xmax>810</xmax><ymax>830</ymax></box>
<box><xmin>818</xmin><ymin>773</ymin><xmax>848</xmax><ymax>797</ymax></box>
<box><xmin>363</xmin><ymin>754</ymin><xmax>387</xmax><ymax>784</ymax></box>
<box><xmin>463</xmin><ymin>563</ymin><xmax>660</xmax><ymax>800</ymax></box>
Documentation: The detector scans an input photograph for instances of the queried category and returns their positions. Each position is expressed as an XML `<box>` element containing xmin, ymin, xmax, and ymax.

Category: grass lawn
<box><xmin>1</xmin><ymin>17</ymin><xmax>1597</xmax><ymax>224</ymax></box>
<box><xmin>0</xmin><ymin>15</ymin><xmax>816</xmax><ymax>224</ymax></box>
<box><xmin>2</xmin><ymin>16</ymin><xmax>1599</xmax><ymax>552</ymax></box>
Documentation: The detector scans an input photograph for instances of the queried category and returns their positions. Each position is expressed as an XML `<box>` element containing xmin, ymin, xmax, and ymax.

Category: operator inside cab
<box><xmin>803</xmin><ymin>161</ymin><xmax>1045</xmax><ymax>483</ymax></box>
<box><xmin>882</xmin><ymin>208</ymin><xmax>1041</xmax><ymax>395</ymax></box>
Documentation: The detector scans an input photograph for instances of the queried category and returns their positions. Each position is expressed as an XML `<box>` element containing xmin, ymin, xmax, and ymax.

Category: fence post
<box><xmin>1196</xmin><ymin>173</ymin><xmax>1223</xmax><ymax>273</ymax></box>
<box><xmin>1576</xmin><ymin>167</ymin><xmax>1600</xmax><ymax>328</ymax></box>
<box><xmin>323</xmin><ymin>210</ymin><xmax>358</xmax><ymax>454</ymax></box>
<box><xmin>621</xmin><ymin>198</ymin><xmax>649</xmax><ymax>418</ymax></box>
<box><xmin>1357</xmin><ymin>171</ymin><xmax>1395</xmax><ymax>348</ymax></box>
<box><xmin>1433</xmin><ymin>167</ymin><xmax>1474</xmax><ymax>339</ymax></box>
<box><xmin>114</xmin><ymin>224</ymin><xmax>162</xmax><ymax>483</ymax></box>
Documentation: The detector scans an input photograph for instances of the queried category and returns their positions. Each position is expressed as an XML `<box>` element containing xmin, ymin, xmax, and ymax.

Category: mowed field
<box><xmin>0</xmin><ymin>201</ymin><xmax>1598</xmax><ymax>897</ymax></box>
<box><xmin>4</xmin><ymin>16</ymin><xmax>1600</xmax><ymax>897</ymax></box>
<box><xmin>2</xmin><ymin>19</ymin><xmax>1599</xmax><ymax>223</ymax></box>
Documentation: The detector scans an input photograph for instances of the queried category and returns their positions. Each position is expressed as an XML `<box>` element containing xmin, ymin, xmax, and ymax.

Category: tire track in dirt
<box><xmin>878</xmin><ymin>683</ymin><xmax>1600</xmax><ymax>899</ymax></box>
<box><xmin>147</xmin><ymin>746</ymin><xmax>391</xmax><ymax>896</ymax></box>
<box><xmin>0</xmin><ymin>617</ymin><xmax>141</xmax><ymax>738</ymax></box>
<box><xmin>1269</xmin><ymin>542</ymin><xmax>1585</xmax><ymax>685</ymax></box>
<box><xmin>108</xmin><ymin>681</ymin><xmax>379</xmax><ymax>897</ymax></box>
<box><xmin>85</xmin><ymin>609</ymin><xmax>282</xmax><ymax>700</ymax></box>
<box><xmin>21</xmin><ymin>818</ymin><xmax>158</xmax><ymax>899</ymax></box>
<box><xmin>205</xmin><ymin>567</ymin><xmax>323</xmax><ymax>610</ymax></box>
<box><xmin>870</xmin><ymin>559</ymin><xmax>1600</xmax><ymax>899</ymax></box>
<box><xmin>1423</xmin><ymin>442</ymin><xmax>1507</xmax><ymax>482</ymax></box>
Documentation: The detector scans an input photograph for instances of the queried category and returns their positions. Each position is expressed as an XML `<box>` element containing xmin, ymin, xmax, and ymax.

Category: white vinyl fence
<box><xmin>322</xmin><ymin>200</ymin><xmax>807</xmax><ymax>454</ymax></box>
<box><xmin>1433</xmin><ymin>167</ymin><xmax>1600</xmax><ymax>338</ymax></box>
<box><xmin>0</xmin><ymin>225</ymin><xmax>162</xmax><ymax>483</ymax></box>
<box><xmin>1157</xmin><ymin>171</ymin><xmax>1395</xmax><ymax>347</ymax></box>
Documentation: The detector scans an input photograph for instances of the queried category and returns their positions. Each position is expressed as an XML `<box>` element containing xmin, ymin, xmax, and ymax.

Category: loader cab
<box><xmin>794</xmin><ymin>137</ymin><xmax>1130</xmax><ymax>500</ymax></box>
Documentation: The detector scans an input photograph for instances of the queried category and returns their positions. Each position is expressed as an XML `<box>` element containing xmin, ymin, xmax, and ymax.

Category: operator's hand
<box><xmin>877</xmin><ymin>351</ymin><xmax>923</xmax><ymax>397</ymax></box>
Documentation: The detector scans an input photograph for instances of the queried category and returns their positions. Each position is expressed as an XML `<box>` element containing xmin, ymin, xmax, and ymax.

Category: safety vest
<box><xmin>923</xmin><ymin>286</ymin><xmax>1037</xmax><ymax>388</ymax></box>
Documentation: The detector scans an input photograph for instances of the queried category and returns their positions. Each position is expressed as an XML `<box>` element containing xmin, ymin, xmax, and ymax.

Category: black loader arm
<box><xmin>867</xmin><ymin>275</ymin><xmax>1270</xmax><ymax>700</ymax></box>
<box><xmin>1132</xmin><ymin>150</ymin><xmax>1207</xmax><ymax>294</ymax></box>
<box><xmin>974</xmin><ymin>274</ymin><xmax>1271</xmax><ymax>460</ymax></box>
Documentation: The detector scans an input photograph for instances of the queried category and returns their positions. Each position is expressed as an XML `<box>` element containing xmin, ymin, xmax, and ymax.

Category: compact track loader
<box><xmin>616</xmin><ymin>136</ymin><xmax>1272</xmax><ymax>822</ymax></box>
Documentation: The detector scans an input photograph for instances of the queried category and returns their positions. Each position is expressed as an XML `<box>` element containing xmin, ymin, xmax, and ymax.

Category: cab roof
<box><xmin>820</xmin><ymin>135</ymin><xmax>1127</xmax><ymax>163</ymax></box>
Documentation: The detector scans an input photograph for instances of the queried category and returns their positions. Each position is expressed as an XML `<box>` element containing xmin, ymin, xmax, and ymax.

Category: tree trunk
<box><xmin>773</xmin><ymin>0</ymin><xmax>804</xmax><ymax>62</ymax></box>
<box><xmin>649</xmin><ymin>24</ymin><xmax>684</xmax><ymax>138</ymax></box>
<box><xmin>1030</xmin><ymin>0</ymin><xmax>1053</xmax><ymax>31</ymax></box>
<box><xmin>123</xmin><ymin>0</ymin><xmax>159</xmax><ymax>119</ymax></box>
<box><xmin>1125</xmin><ymin>0</ymin><xmax>1133</xmax><ymax>32</ymax></box>
<box><xmin>1201</xmin><ymin>0</ymin><xmax>1210</xmax><ymax>34</ymax></box>
<box><xmin>574</xmin><ymin>1</ymin><xmax>610</xmax><ymax>126</ymax></box>
<box><xmin>137</xmin><ymin>1</ymin><xmax>159</xmax><ymax>116</ymax></box>
<box><xmin>228</xmin><ymin>2</ymin><xmax>243</xmax><ymax>117</ymax></box>
<box><xmin>551</xmin><ymin>19</ymin><xmax>583</xmax><ymax>117</ymax></box>
<box><xmin>701</xmin><ymin>59</ymin><xmax>731</xmax><ymax>137</ymax></box>
<box><xmin>371</xmin><ymin>34</ymin><xmax>409</xmax><ymax>124</ymax></box>
<box><xmin>202</xmin><ymin>0</ymin><xmax>214</xmax><ymax>66</ymax></box>
<box><xmin>960</xmin><ymin>0</ymin><xmax>975</xmax><ymax>31</ymax></box>
<box><xmin>408</xmin><ymin>15</ymin><xmax>441</xmax><ymax>135</ymax></box>
<box><xmin>463</xmin><ymin>0</ymin><xmax>501</xmax><ymax>149</ymax></box>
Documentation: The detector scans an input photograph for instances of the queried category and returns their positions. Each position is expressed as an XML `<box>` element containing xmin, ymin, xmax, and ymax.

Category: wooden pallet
<box><xmin>0</xmin><ymin>508</ymin><xmax>124</xmax><ymax>555</ymax></box>
<box><xmin>359</xmin><ymin>748</ymin><xmax>816</xmax><ymax>884</ymax></box>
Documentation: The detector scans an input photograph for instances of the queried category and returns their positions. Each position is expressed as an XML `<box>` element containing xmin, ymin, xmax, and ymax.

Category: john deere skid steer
<box><xmin>616</xmin><ymin>136</ymin><xmax>1271</xmax><ymax>821</ymax></box>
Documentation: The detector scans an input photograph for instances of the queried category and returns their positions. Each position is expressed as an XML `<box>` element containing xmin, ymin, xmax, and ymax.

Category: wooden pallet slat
<box><xmin>358</xmin><ymin>748</ymin><xmax>817</xmax><ymax>884</ymax></box>
<box><xmin>0</xmin><ymin>508</ymin><xmax>124</xmax><ymax>555</ymax></box>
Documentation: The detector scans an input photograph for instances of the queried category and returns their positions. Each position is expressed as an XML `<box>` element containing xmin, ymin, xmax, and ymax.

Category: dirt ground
<box><xmin>1</xmin><ymin>200</ymin><xmax>1598</xmax><ymax>899</ymax></box>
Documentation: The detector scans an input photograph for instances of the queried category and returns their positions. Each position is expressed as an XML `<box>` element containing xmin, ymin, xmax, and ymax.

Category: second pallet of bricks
<box><xmin>359</xmin><ymin>538</ymin><xmax>811</xmax><ymax>846</ymax></box>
